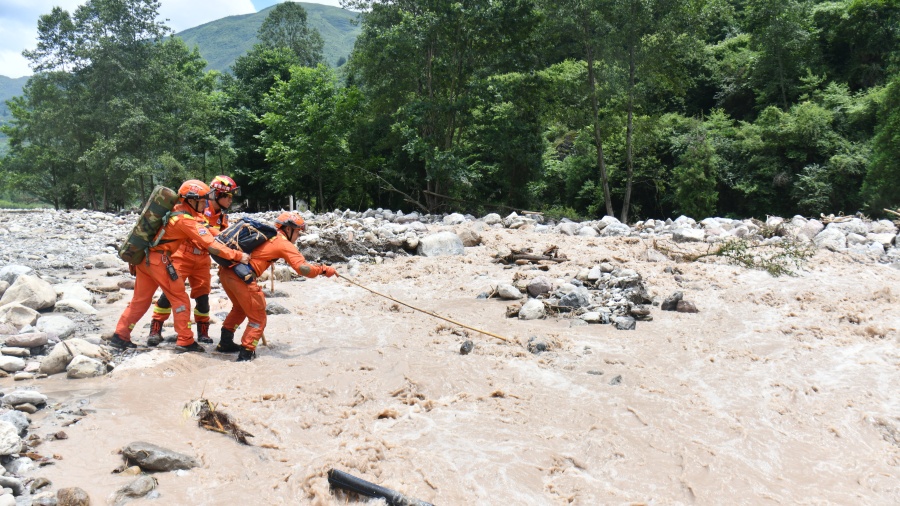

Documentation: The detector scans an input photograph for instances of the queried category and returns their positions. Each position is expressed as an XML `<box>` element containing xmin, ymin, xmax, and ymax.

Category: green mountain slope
<box><xmin>174</xmin><ymin>3</ymin><xmax>361</xmax><ymax>72</ymax></box>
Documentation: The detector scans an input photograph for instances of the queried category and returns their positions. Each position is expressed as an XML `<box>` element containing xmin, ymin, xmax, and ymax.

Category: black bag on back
<box><xmin>212</xmin><ymin>217</ymin><xmax>278</xmax><ymax>282</ymax></box>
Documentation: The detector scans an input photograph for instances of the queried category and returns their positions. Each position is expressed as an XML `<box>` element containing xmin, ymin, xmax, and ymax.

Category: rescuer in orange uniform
<box><xmin>110</xmin><ymin>180</ymin><xmax>250</xmax><ymax>353</ymax></box>
<box><xmin>147</xmin><ymin>175</ymin><xmax>240</xmax><ymax>347</ymax></box>
<box><xmin>216</xmin><ymin>212</ymin><xmax>336</xmax><ymax>362</ymax></box>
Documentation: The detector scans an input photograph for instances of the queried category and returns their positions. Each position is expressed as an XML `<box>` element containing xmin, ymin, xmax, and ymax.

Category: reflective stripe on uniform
<box><xmin>175</xmin><ymin>305</ymin><xmax>187</xmax><ymax>313</ymax></box>
<box><xmin>128</xmin><ymin>323</ymin><xmax>136</xmax><ymax>329</ymax></box>
<box><xmin>153</xmin><ymin>307</ymin><xmax>172</xmax><ymax>315</ymax></box>
<box><xmin>248</xmin><ymin>323</ymin><xmax>261</xmax><ymax>329</ymax></box>
<box><xmin>193</xmin><ymin>309</ymin><xmax>210</xmax><ymax>317</ymax></box>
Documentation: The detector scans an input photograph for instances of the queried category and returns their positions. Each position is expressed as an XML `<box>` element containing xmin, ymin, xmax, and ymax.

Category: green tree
<box><xmin>863</xmin><ymin>74</ymin><xmax>900</xmax><ymax>211</ymax></box>
<box><xmin>258</xmin><ymin>1</ymin><xmax>324</xmax><ymax>67</ymax></box>
<box><xmin>260</xmin><ymin>65</ymin><xmax>361</xmax><ymax>211</ymax></box>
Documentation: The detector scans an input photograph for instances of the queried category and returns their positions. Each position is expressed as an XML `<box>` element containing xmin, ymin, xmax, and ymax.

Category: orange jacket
<box><xmin>151</xmin><ymin>202</ymin><xmax>243</xmax><ymax>262</ymax></box>
<box><xmin>204</xmin><ymin>205</ymin><xmax>229</xmax><ymax>233</ymax></box>
<box><xmin>248</xmin><ymin>231</ymin><xmax>326</xmax><ymax>278</ymax></box>
<box><xmin>174</xmin><ymin>204</ymin><xmax>229</xmax><ymax>259</ymax></box>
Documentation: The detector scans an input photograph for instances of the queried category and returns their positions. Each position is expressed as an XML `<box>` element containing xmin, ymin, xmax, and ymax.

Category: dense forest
<box><xmin>1</xmin><ymin>0</ymin><xmax>898</xmax><ymax>221</ymax></box>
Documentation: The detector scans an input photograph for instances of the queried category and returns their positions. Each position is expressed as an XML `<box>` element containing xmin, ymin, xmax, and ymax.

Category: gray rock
<box><xmin>0</xmin><ymin>493</ymin><xmax>14</xmax><ymax>506</ymax></box>
<box><xmin>459</xmin><ymin>340</ymin><xmax>474</xmax><ymax>355</ymax></box>
<box><xmin>526</xmin><ymin>336</ymin><xmax>550</xmax><ymax>354</ymax></box>
<box><xmin>3</xmin><ymin>389</ymin><xmax>47</xmax><ymax>407</ymax></box>
<box><xmin>114</xmin><ymin>475</ymin><xmax>158</xmax><ymax>503</ymax></box>
<box><xmin>0</xmin><ymin>304</ymin><xmax>40</xmax><ymax>329</ymax></box>
<box><xmin>54</xmin><ymin>299</ymin><xmax>98</xmax><ymax>315</ymax></box>
<box><xmin>417</xmin><ymin>232</ymin><xmax>465</xmax><ymax>257</ymax></box>
<box><xmin>0</xmin><ymin>266</ymin><xmax>34</xmax><ymax>286</ymax></box>
<box><xmin>0</xmin><ymin>281</ymin><xmax>7</xmax><ymax>299</ymax></box>
<box><xmin>66</xmin><ymin>356</ymin><xmax>106</xmax><ymax>379</ymax></box>
<box><xmin>518</xmin><ymin>299</ymin><xmax>545</xmax><ymax>320</ymax></box>
<box><xmin>36</xmin><ymin>314</ymin><xmax>76</xmax><ymax>338</ymax></box>
<box><xmin>265</xmin><ymin>302</ymin><xmax>291</xmax><ymax>315</ymax></box>
<box><xmin>557</xmin><ymin>222</ymin><xmax>580</xmax><ymax>236</ymax></box>
<box><xmin>443</xmin><ymin>213</ymin><xmax>466</xmax><ymax>225</ymax></box>
<box><xmin>121</xmin><ymin>441</ymin><xmax>200</xmax><ymax>472</ymax></box>
<box><xmin>31</xmin><ymin>491</ymin><xmax>56</xmax><ymax>506</ymax></box>
<box><xmin>609</xmin><ymin>374</ymin><xmax>623</xmax><ymax>386</ymax></box>
<box><xmin>814</xmin><ymin>228</ymin><xmax>847</xmax><ymax>251</ymax></box>
<box><xmin>673</xmin><ymin>228</ymin><xmax>706</xmax><ymax>242</ymax></box>
<box><xmin>867</xmin><ymin>233</ymin><xmax>896</xmax><ymax>248</ymax></box>
<box><xmin>558</xmin><ymin>288</ymin><xmax>591</xmax><ymax>309</ymax></box>
<box><xmin>661</xmin><ymin>292</ymin><xmax>683</xmax><ymax>311</ymax></box>
<box><xmin>56</xmin><ymin>487</ymin><xmax>90</xmax><ymax>506</ymax></box>
<box><xmin>576</xmin><ymin>226</ymin><xmax>599</xmax><ymax>237</ymax></box>
<box><xmin>825</xmin><ymin>218</ymin><xmax>868</xmax><ymax>236</ymax></box>
<box><xmin>613</xmin><ymin>316</ymin><xmax>636</xmax><ymax>330</ymax></box>
<box><xmin>482</xmin><ymin>213</ymin><xmax>502</xmax><ymax>225</ymax></box>
<box><xmin>497</xmin><ymin>284</ymin><xmax>523</xmax><ymax>300</ymax></box>
<box><xmin>0</xmin><ymin>275</ymin><xmax>57</xmax><ymax>311</ymax></box>
<box><xmin>526</xmin><ymin>277</ymin><xmax>552</xmax><ymax>297</ymax></box>
<box><xmin>4</xmin><ymin>455</ymin><xmax>33</xmax><ymax>475</ymax></box>
<box><xmin>0</xmin><ymin>411</ymin><xmax>30</xmax><ymax>437</ymax></box>
<box><xmin>41</xmin><ymin>338</ymin><xmax>111</xmax><ymax>375</ymax></box>
<box><xmin>4</xmin><ymin>332</ymin><xmax>49</xmax><ymax>348</ymax></box>
<box><xmin>799</xmin><ymin>219</ymin><xmax>825</xmax><ymax>240</ymax></box>
<box><xmin>0</xmin><ymin>356</ymin><xmax>25</xmax><ymax>373</ymax></box>
<box><xmin>871</xmin><ymin>219</ymin><xmax>897</xmax><ymax>234</ymax></box>
<box><xmin>600</xmin><ymin>223</ymin><xmax>631</xmax><ymax>237</ymax></box>
<box><xmin>581</xmin><ymin>311</ymin><xmax>609</xmax><ymax>324</ymax></box>
<box><xmin>53</xmin><ymin>283</ymin><xmax>94</xmax><ymax>305</ymax></box>
<box><xmin>0</xmin><ymin>422</ymin><xmax>22</xmax><ymax>456</ymax></box>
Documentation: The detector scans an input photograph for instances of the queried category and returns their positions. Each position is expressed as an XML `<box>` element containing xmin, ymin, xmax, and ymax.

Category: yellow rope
<box><xmin>337</xmin><ymin>273</ymin><xmax>514</xmax><ymax>344</ymax></box>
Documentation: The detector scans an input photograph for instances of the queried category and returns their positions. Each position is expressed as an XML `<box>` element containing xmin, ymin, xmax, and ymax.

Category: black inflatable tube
<box><xmin>327</xmin><ymin>468</ymin><xmax>434</xmax><ymax>506</ymax></box>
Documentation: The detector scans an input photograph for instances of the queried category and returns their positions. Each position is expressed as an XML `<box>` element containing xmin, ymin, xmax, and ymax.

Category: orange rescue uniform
<box><xmin>219</xmin><ymin>232</ymin><xmax>330</xmax><ymax>352</ymax></box>
<box><xmin>151</xmin><ymin>206</ymin><xmax>229</xmax><ymax>327</ymax></box>
<box><xmin>115</xmin><ymin>203</ymin><xmax>244</xmax><ymax>346</ymax></box>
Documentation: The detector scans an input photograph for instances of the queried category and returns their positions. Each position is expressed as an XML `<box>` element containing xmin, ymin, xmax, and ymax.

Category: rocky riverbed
<box><xmin>0</xmin><ymin>207</ymin><xmax>897</xmax><ymax>505</ymax></box>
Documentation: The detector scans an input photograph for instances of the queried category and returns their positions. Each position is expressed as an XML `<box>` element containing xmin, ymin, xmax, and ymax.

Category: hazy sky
<box><xmin>0</xmin><ymin>0</ymin><xmax>345</xmax><ymax>78</ymax></box>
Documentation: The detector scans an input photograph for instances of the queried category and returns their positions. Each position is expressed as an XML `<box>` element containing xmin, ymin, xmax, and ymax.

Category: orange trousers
<box><xmin>219</xmin><ymin>267</ymin><xmax>267</xmax><ymax>351</ymax></box>
<box><xmin>115</xmin><ymin>251</ymin><xmax>195</xmax><ymax>346</ymax></box>
<box><xmin>151</xmin><ymin>252</ymin><xmax>212</xmax><ymax>325</ymax></box>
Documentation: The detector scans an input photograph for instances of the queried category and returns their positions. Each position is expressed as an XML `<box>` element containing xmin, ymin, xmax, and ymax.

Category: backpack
<box><xmin>211</xmin><ymin>217</ymin><xmax>278</xmax><ymax>283</ymax></box>
<box><xmin>118</xmin><ymin>186</ymin><xmax>184</xmax><ymax>265</ymax></box>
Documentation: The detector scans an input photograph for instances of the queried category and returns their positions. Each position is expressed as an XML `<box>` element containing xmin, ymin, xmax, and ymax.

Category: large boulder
<box><xmin>4</xmin><ymin>332</ymin><xmax>50</xmax><ymax>348</ymax></box>
<box><xmin>36</xmin><ymin>314</ymin><xmax>76</xmax><ymax>338</ymax></box>
<box><xmin>0</xmin><ymin>422</ymin><xmax>22</xmax><ymax>456</ymax></box>
<box><xmin>66</xmin><ymin>356</ymin><xmax>106</xmax><ymax>379</ymax></box>
<box><xmin>40</xmin><ymin>338</ymin><xmax>110</xmax><ymax>375</ymax></box>
<box><xmin>54</xmin><ymin>299</ymin><xmax>98</xmax><ymax>315</ymax></box>
<box><xmin>417</xmin><ymin>232</ymin><xmax>465</xmax><ymax>257</ymax></box>
<box><xmin>0</xmin><ymin>275</ymin><xmax>57</xmax><ymax>311</ymax></box>
<box><xmin>0</xmin><ymin>304</ymin><xmax>40</xmax><ymax>329</ymax></box>
<box><xmin>814</xmin><ymin>228</ymin><xmax>847</xmax><ymax>251</ymax></box>
<box><xmin>2</xmin><ymin>389</ymin><xmax>47</xmax><ymax>407</ymax></box>
<box><xmin>53</xmin><ymin>283</ymin><xmax>95</xmax><ymax>305</ymax></box>
<box><xmin>518</xmin><ymin>299</ymin><xmax>545</xmax><ymax>320</ymax></box>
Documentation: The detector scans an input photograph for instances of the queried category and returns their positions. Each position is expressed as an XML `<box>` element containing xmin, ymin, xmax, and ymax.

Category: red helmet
<box><xmin>275</xmin><ymin>212</ymin><xmax>306</xmax><ymax>231</ymax></box>
<box><xmin>210</xmin><ymin>175</ymin><xmax>240</xmax><ymax>199</ymax></box>
<box><xmin>178</xmin><ymin>180</ymin><xmax>211</xmax><ymax>200</ymax></box>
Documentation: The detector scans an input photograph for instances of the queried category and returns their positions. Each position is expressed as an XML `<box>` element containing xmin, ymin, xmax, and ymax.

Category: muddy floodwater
<box><xmin>16</xmin><ymin>229</ymin><xmax>900</xmax><ymax>505</ymax></box>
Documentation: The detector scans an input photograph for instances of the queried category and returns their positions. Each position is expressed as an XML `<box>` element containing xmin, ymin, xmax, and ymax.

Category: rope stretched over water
<box><xmin>337</xmin><ymin>273</ymin><xmax>514</xmax><ymax>344</ymax></box>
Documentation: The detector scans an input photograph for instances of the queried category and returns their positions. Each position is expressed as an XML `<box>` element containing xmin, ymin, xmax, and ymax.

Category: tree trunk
<box><xmin>621</xmin><ymin>44</ymin><xmax>636</xmax><ymax>224</ymax></box>
<box><xmin>586</xmin><ymin>45</ymin><xmax>614</xmax><ymax>217</ymax></box>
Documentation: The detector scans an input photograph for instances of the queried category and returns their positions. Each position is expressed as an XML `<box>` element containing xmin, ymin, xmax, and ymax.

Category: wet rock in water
<box><xmin>15</xmin><ymin>403</ymin><xmax>38</xmax><ymax>414</ymax></box>
<box><xmin>0</xmin><ymin>304</ymin><xmax>40</xmax><ymax>329</ymax></box>
<box><xmin>613</xmin><ymin>316</ymin><xmax>636</xmax><ymax>330</ymax></box>
<box><xmin>526</xmin><ymin>276</ymin><xmax>552</xmax><ymax>297</ymax></box>
<box><xmin>57</xmin><ymin>487</ymin><xmax>91</xmax><ymax>506</ymax></box>
<box><xmin>66</xmin><ymin>356</ymin><xmax>106</xmax><ymax>379</ymax></box>
<box><xmin>105</xmin><ymin>292</ymin><xmax>123</xmax><ymax>304</ymax></box>
<box><xmin>609</xmin><ymin>374</ymin><xmax>623</xmax><ymax>385</ymax></box>
<box><xmin>114</xmin><ymin>475</ymin><xmax>158</xmax><ymax>503</ymax></box>
<box><xmin>660</xmin><ymin>291</ymin><xmax>684</xmax><ymax>311</ymax></box>
<box><xmin>459</xmin><ymin>340</ymin><xmax>474</xmax><ymax>355</ymax></box>
<box><xmin>121</xmin><ymin>441</ymin><xmax>199</xmax><ymax>472</ymax></box>
<box><xmin>36</xmin><ymin>315</ymin><xmax>76</xmax><ymax>339</ymax></box>
<box><xmin>587</xmin><ymin>370</ymin><xmax>604</xmax><ymax>376</ymax></box>
<box><xmin>0</xmin><ymin>275</ymin><xmax>57</xmax><ymax>310</ymax></box>
<box><xmin>0</xmin><ymin>422</ymin><xmax>22</xmax><ymax>456</ymax></box>
<box><xmin>54</xmin><ymin>283</ymin><xmax>94</xmax><ymax>305</ymax></box>
<box><xmin>476</xmin><ymin>292</ymin><xmax>489</xmax><ymax>299</ymax></box>
<box><xmin>0</xmin><ymin>411</ymin><xmax>30</xmax><ymax>437</ymax></box>
<box><xmin>6</xmin><ymin>332</ymin><xmax>50</xmax><ymax>348</ymax></box>
<box><xmin>518</xmin><ymin>299</ymin><xmax>545</xmax><ymax>321</ymax></box>
<box><xmin>13</xmin><ymin>372</ymin><xmax>35</xmax><ymax>381</ymax></box>
<box><xmin>3</xmin><ymin>389</ymin><xmax>47</xmax><ymax>407</ymax></box>
<box><xmin>265</xmin><ymin>302</ymin><xmax>291</xmax><ymax>315</ymax></box>
<box><xmin>5</xmin><ymin>455</ymin><xmax>34</xmax><ymax>475</ymax></box>
<box><xmin>676</xmin><ymin>300</ymin><xmax>699</xmax><ymax>313</ymax></box>
<box><xmin>41</xmin><ymin>338</ymin><xmax>110</xmax><ymax>375</ymax></box>
<box><xmin>570</xmin><ymin>319</ymin><xmax>589</xmax><ymax>327</ymax></box>
<box><xmin>417</xmin><ymin>231</ymin><xmax>464</xmax><ymax>257</ymax></box>
<box><xmin>527</xmin><ymin>336</ymin><xmax>549</xmax><ymax>354</ymax></box>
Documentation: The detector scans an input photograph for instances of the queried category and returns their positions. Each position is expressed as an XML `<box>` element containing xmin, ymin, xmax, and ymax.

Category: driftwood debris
<box><xmin>183</xmin><ymin>399</ymin><xmax>254</xmax><ymax>445</ymax></box>
<box><xmin>495</xmin><ymin>245</ymin><xmax>568</xmax><ymax>265</ymax></box>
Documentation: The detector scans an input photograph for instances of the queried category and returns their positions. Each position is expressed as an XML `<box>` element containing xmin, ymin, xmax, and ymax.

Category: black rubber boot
<box><xmin>236</xmin><ymin>347</ymin><xmax>256</xmax><ymax>362</ymax></box>
<box><xmin>175</xmin><ymin>341</ymin><xmax>207</xmax><ymax>353</ymax></box>
<box><xmin>147</xmin><ymin>320</ymin><xmax>164</xmax><ymax>347</ymax></box>
<box><xmin>196</xmin><ymin>322</ymin><xmax>213</xmax><ymax>344</ymax></box>
<box><xmin>215</xmin><ymin>328</ymin><xmax>241</xmax><ymax>353</ymax></box>
<box><xmin>109</xmin><ymin>334</ymin><xmax>137</xmax><ymax>350</ymax></box>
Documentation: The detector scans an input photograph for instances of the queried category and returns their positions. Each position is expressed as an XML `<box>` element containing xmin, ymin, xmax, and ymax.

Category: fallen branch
<box><xmin>653</xmin><ymin>237</ymin><xmax>814</xmax><ymax>277</ymax></box>
<box><xmin>183</xmin><ymin>399</ymin><xmax>254</xmax><ymax>445</ymax></box>
<box><xmin>495</xmin><ymin>245</ymin><xmax>568</xmax><ymax>265</ymax></box>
